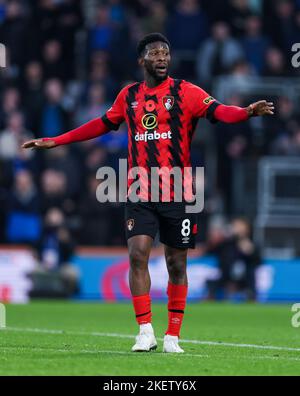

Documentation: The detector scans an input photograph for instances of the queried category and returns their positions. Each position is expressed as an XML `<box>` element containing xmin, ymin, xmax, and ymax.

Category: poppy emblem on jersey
<box><xmin>142</xmin><ymin>113</ymin><xmax>158</xmax><ymax>130</ymax></box>
<box><xmin>127</xmin><ymin>219</ymin><xmax>134</xmax><ymax>231</ymax></box>
<box><xmin>145</xmin><ymin>100</ymin><xmax>156</xmax><ymax>112</ymax></box>
<box><xmin>163</xmin><ymin>96</ymin><xmax>174</xmax><ymax>111</ymax></box>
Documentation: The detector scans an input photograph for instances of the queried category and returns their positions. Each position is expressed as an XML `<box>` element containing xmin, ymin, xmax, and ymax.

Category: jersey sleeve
<box><xmin>184</xmin><ymin>82</ymin><xmax>221</xmax><ymax>123</ymax></box>
<box><xmin>101</xmin><ymin>86</ymin><xmax>127</xmax><ymax>130</ymax></box>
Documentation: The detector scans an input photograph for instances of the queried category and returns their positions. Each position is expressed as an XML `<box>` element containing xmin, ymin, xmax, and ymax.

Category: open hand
<box><xmin>22</xmin><ymin>139</ymin><xmax>56</xmax><ymax>149</ymax></box>
<box><xmin>247</xmin><ymin>100</ymin><xmax>275</xmax><ymax>117</ymax></box>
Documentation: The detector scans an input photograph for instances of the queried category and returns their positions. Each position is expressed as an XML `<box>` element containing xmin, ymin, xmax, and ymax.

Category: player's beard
<box><xmin>146</xmin><ymin>62</ymin><xmax>169</xmax><ymax>82</ymax></box>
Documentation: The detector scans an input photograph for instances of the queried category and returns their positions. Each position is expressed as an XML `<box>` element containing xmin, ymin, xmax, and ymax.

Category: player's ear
<box><xmin>138</xmin><ymin>57</ymin><xmax>144</xmax><ymax>67</ymax></box>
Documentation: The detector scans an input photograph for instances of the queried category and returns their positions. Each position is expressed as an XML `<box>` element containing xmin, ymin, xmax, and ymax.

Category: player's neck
<box><xmin>144</xmin><ymin>74</ymin><xmax>169</xmax><ymax>89</ymax></box>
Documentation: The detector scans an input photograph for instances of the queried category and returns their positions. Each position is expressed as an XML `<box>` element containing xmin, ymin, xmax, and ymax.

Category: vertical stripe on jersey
<box><xmin>166</xmin><ymin>79</ymin><xmax>184</xmax><ymax>168</ymax></box>
<box><xmin>126</xmin><ymin>83</ymin><xmax>141</xmax><ymax>170</ymax></box>
<box><xmin>143</xmin><ymin>94</ymin><xmax>160</xmax><ymax>170</ymax></box>
<box><xmin>142</xmin><ymin>94</ymin><xmax>162</xmax><ymax>200</ymax></box>
<box><xmin>126</xmin><ymin>83</ymin><xmax>141</xmax><ymax>197</ymax></box>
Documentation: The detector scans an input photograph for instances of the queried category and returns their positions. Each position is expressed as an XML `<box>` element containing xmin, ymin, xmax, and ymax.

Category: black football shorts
<box><xmin>125</xmin><ymin>201</ymin><xmax>198</xmax><ymax>249</ymax></box>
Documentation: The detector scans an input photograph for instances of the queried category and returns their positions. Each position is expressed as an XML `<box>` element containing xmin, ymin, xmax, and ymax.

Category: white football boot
<box><xmin>163</xmin><ymin>335</ymin><xmax>184</xmax><ymax>353</ymax></box>
<box><xmin>132</xmin><ymin>323</ymin><xmax>157</xmax><ymax>352</ymax></box>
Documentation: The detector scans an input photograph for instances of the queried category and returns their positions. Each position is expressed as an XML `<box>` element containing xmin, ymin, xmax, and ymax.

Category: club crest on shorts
<box><xmin>127</xmin><ymin>219</ymin><xmax>135</xmax><ymax>231</ymax></box>
<box><xmin>163</xmin><ymin>96</ymin><xmax>174</xmax><ymax>111</ymax></box>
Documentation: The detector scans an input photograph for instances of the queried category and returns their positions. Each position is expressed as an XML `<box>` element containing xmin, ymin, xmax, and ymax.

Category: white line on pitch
<box><xmin>3</xmin><ymin>326</ymin><xmax>300</xmax><ymax>353</ymax></box>
<box><xmin>0</xmin><ymin>345</ymin><xmax>210</xmax><ymax>358</ymax></box>
<box><xmin>1</xmin><ymin>345</ymin><xmax>300</xmax><ymax>363</ymax></box>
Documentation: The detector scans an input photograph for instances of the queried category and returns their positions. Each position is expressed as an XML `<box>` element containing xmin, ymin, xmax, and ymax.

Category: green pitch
<box><xmin>0</xmin><ymin>301</ymin><xmax>300</xmax><ymax>376</ymax></box>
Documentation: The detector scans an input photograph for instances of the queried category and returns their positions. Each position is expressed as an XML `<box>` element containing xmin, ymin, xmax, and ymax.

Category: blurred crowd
<box><xmin>1</xmin><ymin>0</ymin><xmax>300</xmax><ymax>263</ymax></box>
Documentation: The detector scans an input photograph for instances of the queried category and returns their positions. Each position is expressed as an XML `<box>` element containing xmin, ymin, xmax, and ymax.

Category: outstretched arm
<box><xmin>213</xmin><ymin>100</ymin><xmax>275</xmax><ymax>124</ymax></box>
<box><xmin>22</xmin><ymin>118</ymin><xmax>110</xmax><ymax>149</ymax></box>
<box><xmin>183</xmin><ymin>82</ymin><xmax>275</xmax><ymax>125</ymax></box>
<box><xmin>22</xmin><ymin>86</ymin><xmax>127</xmax><ymax>150</ymax></box>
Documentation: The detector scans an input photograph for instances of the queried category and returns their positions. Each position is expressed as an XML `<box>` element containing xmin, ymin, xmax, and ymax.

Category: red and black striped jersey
<box><xmin>101</xmin><ymin>77</ymin><xmax>220</xmax><ymax>201</ymax></box>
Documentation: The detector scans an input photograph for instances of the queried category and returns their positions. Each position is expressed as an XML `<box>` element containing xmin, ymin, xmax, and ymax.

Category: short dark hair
<box><xmin>137</xmin><ymin>33</ymin><xmax>170</xmax><ymax>56</ymax></box>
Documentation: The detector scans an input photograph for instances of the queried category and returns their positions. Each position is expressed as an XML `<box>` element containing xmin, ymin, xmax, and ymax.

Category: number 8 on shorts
<box><xmin>181</xmin><ymin>219</ymin><xmax>191</xmax><ymax>237</ymax></box>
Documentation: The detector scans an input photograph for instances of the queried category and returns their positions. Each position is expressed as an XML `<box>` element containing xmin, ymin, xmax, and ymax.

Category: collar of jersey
<box><xmin>143</xmin><ymin>76</ymin><xmax>172</xmax><ymax>92</ymax></box>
